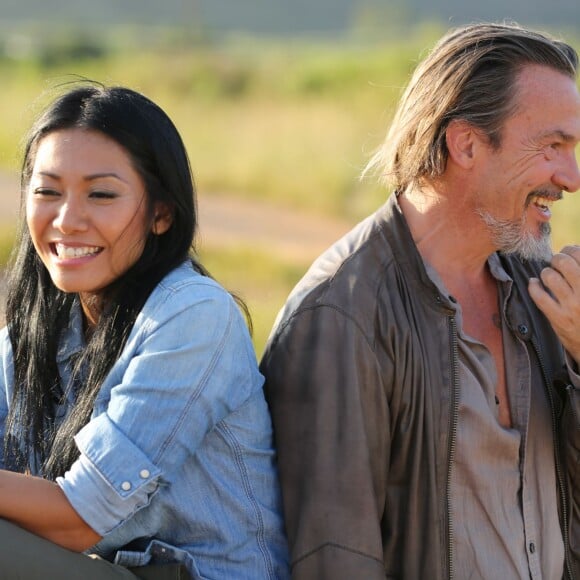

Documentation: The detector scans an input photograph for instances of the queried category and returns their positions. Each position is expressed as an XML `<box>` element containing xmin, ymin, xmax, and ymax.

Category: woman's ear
<box><xmin>151</xmin><ymin>203</ymin><xmax>173</xmax><ymax>235</ymax></box>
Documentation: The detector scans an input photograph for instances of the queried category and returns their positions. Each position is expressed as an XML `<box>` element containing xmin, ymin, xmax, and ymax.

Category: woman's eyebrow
<box><xmin>33</xmin><ymin>171</ymin><xmax>128</xmax><ymax>183</ymax></box>
<box><xmin>33</xmin><ymin>170</ymin><xmax>60</xmax><ymax>179</ymax></box>
<box><xmin>84</xmin><ymin>172</ymin><xmax>128</xmax><ymax>183</ymax></box>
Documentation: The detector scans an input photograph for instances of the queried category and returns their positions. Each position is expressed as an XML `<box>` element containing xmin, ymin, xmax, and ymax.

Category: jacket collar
<box><xmin>379</xmin><ymin>194</ymin><xmax>450</xmax><ymax>309</ymax></box>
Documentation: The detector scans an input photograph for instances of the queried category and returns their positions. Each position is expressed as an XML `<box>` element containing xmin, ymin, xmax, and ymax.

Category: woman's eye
<box><xmin>90</xmin><ymin>191</ymin><xmax>117</xmax><ymax>200</ymax></box>
<box><xmin>33</xmin><ymin>188</ymin><xmax>60</xmax><ymax>197</ymax></box>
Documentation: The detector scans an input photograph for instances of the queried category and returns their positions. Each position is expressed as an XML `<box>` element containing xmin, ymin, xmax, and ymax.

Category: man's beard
<box><xmin>477</xmin><ymin>210</ymin><xmax>553</xmax><ymax>262</ymax></box>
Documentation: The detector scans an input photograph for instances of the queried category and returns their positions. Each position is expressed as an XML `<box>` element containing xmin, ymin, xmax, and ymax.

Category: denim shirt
<box><xmin>0</xmin><ymin>262</ymin><xmax>289</xmax><ymax>579</ymax></box>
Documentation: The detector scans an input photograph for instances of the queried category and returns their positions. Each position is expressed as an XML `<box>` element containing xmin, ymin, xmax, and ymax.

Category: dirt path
<box><xmin>0</xmin><ymin>170</ymin><xmax>20</xmax><ymax>225</ymax></box>
<box><xmin>0</xmin><ymin>172</ymin><xmax>355</xmax><ymax>324</ymax></box>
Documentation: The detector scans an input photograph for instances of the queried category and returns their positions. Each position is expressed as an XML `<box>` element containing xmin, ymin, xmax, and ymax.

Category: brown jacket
<box><xmin>261</xmin><ymin>194</ymin><xmax>580</xmax><ymax>579</ymax></box>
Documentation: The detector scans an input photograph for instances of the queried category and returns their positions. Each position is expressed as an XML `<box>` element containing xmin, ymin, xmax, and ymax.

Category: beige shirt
<box><xmin>426</xmin><ymin>254</ymin><xmax>564</xmax><ymax>580</ymax></box>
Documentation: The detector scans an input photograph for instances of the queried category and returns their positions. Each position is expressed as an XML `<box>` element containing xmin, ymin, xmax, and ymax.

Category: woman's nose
<box><xmin>53</xmin><ymin>199</ymin><xmax>89</xmax><ymax>233</ymax></box>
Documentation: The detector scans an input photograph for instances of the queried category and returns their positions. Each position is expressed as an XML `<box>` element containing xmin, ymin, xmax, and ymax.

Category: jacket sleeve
<box><xmin>261</xmin><ymin>304</ymin><xmax>388</xmax><ymax>579</ymax></box>
<box><xmin>562</xmin><ymin>357</ymin><xmax>580</xmax><ymax>572</ymax></box>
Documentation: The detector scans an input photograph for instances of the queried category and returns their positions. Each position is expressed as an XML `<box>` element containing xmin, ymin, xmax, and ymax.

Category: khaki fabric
<box><xmin>0</xmin><ymin>519</ymin><xmax>188</xmax><ymax>579</ymax></box>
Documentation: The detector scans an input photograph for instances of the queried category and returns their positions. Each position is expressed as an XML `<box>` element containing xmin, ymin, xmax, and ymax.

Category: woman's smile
<box><xmin>52</xmin><ymin>242</ymin><xmax>104</xmax><ymax>261</ymax></box>
<box><xmin>27</xmin><ymin>128</ymin><xmax>151</xmax><ymax>299</ymax></box>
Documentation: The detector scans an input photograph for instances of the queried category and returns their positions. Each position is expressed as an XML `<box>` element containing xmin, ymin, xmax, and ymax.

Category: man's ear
<box><xmin>445</xmin><ymin>119</ymin><xmax>481</xmax><ymax>169</ymax></box>
<box><xmin>151</xmin><ymin>202</ymin><xmax>173</xmax><ymax>235</ymax></box>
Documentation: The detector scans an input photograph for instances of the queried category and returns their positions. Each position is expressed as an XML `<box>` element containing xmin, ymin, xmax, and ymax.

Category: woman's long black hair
<box><xmin>4</xmin><ymin>84</ymin><xmax>221</xmax><ymax>479</ymax></box>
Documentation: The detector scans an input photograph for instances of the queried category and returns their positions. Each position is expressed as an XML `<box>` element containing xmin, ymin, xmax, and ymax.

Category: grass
<box><xmin>551</xmin><ymin>195</ymin><xmax>580</xmax><ymax>251</ymax></box>
<box><xmin>0</xmin><ymin>228</ymin><xmax>16</xmax><ymax>268</ymax></box>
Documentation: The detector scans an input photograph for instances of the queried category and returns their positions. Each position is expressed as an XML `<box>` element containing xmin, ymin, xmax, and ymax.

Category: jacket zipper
<box><xmin>531</xmin><ymin>337</ymin><xmax>575</xmax><ymax>580</ymax></box>
<box><xmin>446</xmin><ymin>315</ymin><xmax>460</xmax><ymax>580</ymax></box>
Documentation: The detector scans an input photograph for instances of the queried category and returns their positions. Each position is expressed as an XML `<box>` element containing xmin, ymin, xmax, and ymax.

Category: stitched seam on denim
<box><xmin>218</xmin><ymin>420</ymin><xmax>275</xmax><ymax>579</ymax></box>
<box><xmin>153</xmin><ymin>298</ymin><xmax>234</xmax><ymax>464</ymax></box>
<box><xmin>293</xmin><ymin>541</ymin><xmax>383</xmax><ymax>567</ymax></box>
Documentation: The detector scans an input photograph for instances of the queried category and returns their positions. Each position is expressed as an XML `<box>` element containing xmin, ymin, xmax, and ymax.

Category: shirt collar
<box><xmin>56</xmin><ymin>299</ymin><xmax>86</xmax><ymax>363</ymax></box>
<box><xmin>422</xmin><ymin>252</ymin><xmax>514</xmax><ymax>309</ymax></box>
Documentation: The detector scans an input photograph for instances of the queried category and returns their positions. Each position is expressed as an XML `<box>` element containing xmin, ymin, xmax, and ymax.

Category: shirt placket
<box><xmin>504</xmin><ymin>311</ymin><xmax>540</xmax><ymax>578</ymax></box>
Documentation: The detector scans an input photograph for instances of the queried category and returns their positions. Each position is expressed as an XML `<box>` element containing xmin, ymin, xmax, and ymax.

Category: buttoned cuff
<box><xmin>57</xmin><ymin>413</ymin><xmax>162</xmax><ymax>536</ymax></box>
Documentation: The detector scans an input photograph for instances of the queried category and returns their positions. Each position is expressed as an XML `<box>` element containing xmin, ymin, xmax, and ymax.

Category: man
<box><xmin>261</xmin><ymin>23</ymin><xmax>580</xmax><ymax>579</ymax></box>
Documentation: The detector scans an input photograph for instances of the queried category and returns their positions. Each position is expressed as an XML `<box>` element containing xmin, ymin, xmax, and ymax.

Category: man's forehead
<box><xmin>510</xmin><ymin>65</ymin><xmax>580</xmax><ymax>138</ymax></box>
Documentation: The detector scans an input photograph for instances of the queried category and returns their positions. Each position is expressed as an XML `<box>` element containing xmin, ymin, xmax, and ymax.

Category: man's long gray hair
<box><xmin>364</xmin><ymin>23</ymin><xmax>578</xmax><ymax>193</ymax></box>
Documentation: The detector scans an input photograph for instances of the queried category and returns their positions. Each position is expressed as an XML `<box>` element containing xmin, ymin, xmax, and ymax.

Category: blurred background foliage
<box><xmin>0</xmin><ymin>4</ymin><xmax>578</xmax><ymax>353</ymax></box>
<box><xmin>0</xmin><ymin>25</ymin><xmax>439</xmax><ymax>217</ymax></box>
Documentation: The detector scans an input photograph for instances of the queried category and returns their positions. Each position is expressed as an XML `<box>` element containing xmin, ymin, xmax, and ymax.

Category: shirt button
<box><xmin>139</xmin><ymin>469</ymin><xmax>150</xmax><ymax>479</ymax></box>
<box><xmin>121</xmin><ymin>481</ymin><xmax>132</xmax><ymax>491</ymax></box>
<box><xmin>518</xmin><ymin>324</ymin><xmax>529</xmax><ymax>335</ymax></box>
<box><xmin>529</xmin><ymin>542</ymin><xmax>536</xmax><ymax>554</ymax></box>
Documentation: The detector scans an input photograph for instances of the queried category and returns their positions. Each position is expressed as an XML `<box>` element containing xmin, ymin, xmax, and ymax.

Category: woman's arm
<box><xmin>0</xmin><ymin>469</ymin><xmax>101</xmax><ymax>551</ymax></box>
<box><xmin>0</xmin><ymin>330</ymin><xmax>100</xmax><ymax>551</ymax></box>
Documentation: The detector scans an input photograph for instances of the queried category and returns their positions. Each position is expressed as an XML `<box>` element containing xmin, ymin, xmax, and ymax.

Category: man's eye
<box><xmin>543</xmin><ymin>144</ymin><xmax>560</xmax><ymax>159</ymax></box>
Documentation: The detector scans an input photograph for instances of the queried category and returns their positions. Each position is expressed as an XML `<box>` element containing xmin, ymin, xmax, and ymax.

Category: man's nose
<box><xmin>554</xmin><ymin>149</ymin><xmax>580</xmax><ymax>193</ymax></box>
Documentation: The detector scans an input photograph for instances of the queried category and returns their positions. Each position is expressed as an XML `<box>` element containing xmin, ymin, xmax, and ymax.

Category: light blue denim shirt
<box><xmin>0</xmin><ymin>261</ymin><xmax>289</xmax><ymax>579</ymax></box>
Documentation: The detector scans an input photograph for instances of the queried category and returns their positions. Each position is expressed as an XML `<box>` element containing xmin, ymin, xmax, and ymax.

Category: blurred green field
<box><xmin>0</xmin><ymin>27</ymin><xmax>579</xmax><ymax>354</ymax></box>
<box><xmin>0</xmin><ymin>24</ymin><xmax>454</xmax><ymax>216</ymax></box>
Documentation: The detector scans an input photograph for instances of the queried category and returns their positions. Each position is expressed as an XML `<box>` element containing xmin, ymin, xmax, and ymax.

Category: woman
<box><xmin>0</xmin><ymin>84</ymin><xmax>289</xmax><ymax>579</ymax></box>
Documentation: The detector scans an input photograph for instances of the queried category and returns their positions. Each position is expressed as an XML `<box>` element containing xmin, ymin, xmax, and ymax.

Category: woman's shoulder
<box><xmin>0</xmin><ymin>325</ymin><xmax>12</xmax><ymax>372</ymax></box>
<box><xmin>139</xmin><ymin>260</ymin><xmax>240</xmax><ymax>329</ymax></box>
<box><xmin>124</xmin><ymin>261</ymin><xmax>255</xmax><ymax>375</ymax></box>
<box><xmin>0</xmin><ymin>326</ymin><xmax>9</xmax><ymax>352</ymax></box>
<box><xmin>153</xmin><ymin>260</ymin><xmax>231</xmax><ymax>303</ymax></box>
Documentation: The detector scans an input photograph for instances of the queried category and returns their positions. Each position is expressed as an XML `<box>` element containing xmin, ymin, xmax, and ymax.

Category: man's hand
<box><xmin>529</xmin><ymin>245</ymin><xmax>580</xmax><ymax>364</ymax></box>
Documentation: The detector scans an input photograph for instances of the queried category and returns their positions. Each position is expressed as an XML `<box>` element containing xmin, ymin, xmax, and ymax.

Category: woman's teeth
<box><xmin>55</xmin><ymin>244</ymin><xmax>101</xmax><ymax>258</ymax></box>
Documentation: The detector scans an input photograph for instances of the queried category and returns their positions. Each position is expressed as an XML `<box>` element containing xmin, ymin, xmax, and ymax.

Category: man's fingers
<box><xmin>529</xmin><ymin>277</ymin><xmax>558</xmax><ymax>313</ymax></box>
<box><xmin>539</xmin><ymin>264</ymin><xmax>573</xmax><ymax>300</ymax></box>
<box><xmin>539</xmin><ymin>248</ymin><xmax>580</xmax><ymax>302</ymax></box>
<box><xmin>559</xmin><ymin>244</ymin><xmax>580</xmax><ymax>263</ymax></box>
<box><xmin>530</xmin><ymin>245</ymin><xmax>580</xmax><ymax>362</ymax></box>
